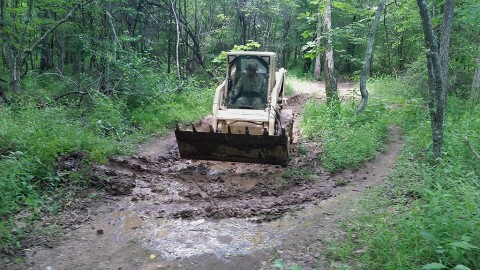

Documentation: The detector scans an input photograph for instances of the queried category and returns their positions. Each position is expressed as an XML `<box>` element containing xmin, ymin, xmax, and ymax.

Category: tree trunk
<box><xmin>472</xmin><ymin>44</ymin><xmax>480</xmax><ymax>99</ymax></box>
<box><xmin>237</xmin><ymin>0</ymin><xmax>248</xmax><ymax>45</ymax></box>
<box><xmin>56</xmin><ymin>27</ymin><xmax>65</xmax><ymax>75</ymax></box>
<box><xmin>383</xmin><ymin>8</ymin><xmax>392</xmax><ymax>73</ymax></box>
<box><xmin>39</xmin><ymin>10</ymin><xmax>54</xmax><ymax>73</ymax></box>
<box><xmin>398</xmin><ymin>33</ymin><xmax>405</xmax><ymax>70</ymax></box>
<box><xmin>105</xmin><ymin>10</ymin><xmax>119</xmax><ymax>60</ymax></box>
<box><xmin>417</xmin><ymin>0</ymin><xmax>454</xmax><ymax>159</ymax></box>
<box><xmin>440</xmin><ymin>0</ymin><xmax>454</xmax><ymax>89</ymax></box>
<box><xmin>0</xmin><ymin>85</ymin><xmax>8</xmax><ymax>103</ymax></box>
<box><xmin>39</xmin><ymin>37</ymin><xmax>54</xmax><ymax>73</ymax></box>
<box><xmin>357</xmin><ymin>0</ymin><xmax>386</xmax><ymax>113</ymax></box>
<box><xmin>314</xmin><ymin>55</ymin><xmax>321</xmax><ymax>80</ymax></box>
<box><xmin>343</xmin><ymin>15</ymin><xmax>357</xmax><ymax>73</ymax></box>
<box><xmin>2</xmin><ymin>0</ymin><xmax>87</xmax><ymax>94</ymax></box>
<box><xmin>11</xmin><ymin>55</ymin><xmax>21</xmax><ymax>93</ymax></box>
<box><xmin>279</xmin><ymin>13</ymin><xmax>291</xmax><ymax>67</ymax></box>
<box><xmin>167</xmin><ymin>32</ymin><xmax>172</xmax><ymax>74</ymax></box>
<box><xmin>323</xmin><ymin>0</ymin><xmax>338</xmax><ymax>105</ymax></box>
<box><xmin>170</xmin><ymin>0</ymin><xmax>182</xmax><ymax>82</ymax></box>
<box><xmin>313</xmin><ymin>12</ymin><xmax>322</xmax><ymax>80</ymax></box>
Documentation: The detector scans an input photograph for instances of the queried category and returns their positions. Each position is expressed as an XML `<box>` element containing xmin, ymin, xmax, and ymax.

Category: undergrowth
<box><xmin>324</xmin><ymin>77</ymin><xmax>480</xmax><ymax>269</ymax></box>
<box><xmin>301</xmin><ymin>98</ymin><xmax>389</xmax><ymax>172</ymax></box>
<box><xmin>0</xmin><ymin>73</ymin><xmax>213</xmax><ymax>256</ymax></box>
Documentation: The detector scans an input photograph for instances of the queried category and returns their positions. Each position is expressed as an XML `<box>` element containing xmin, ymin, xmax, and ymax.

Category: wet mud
<box><xmin>4</xmin><ymin>82</ymin><xmax>405</xmax><ymax>270</ymax></box>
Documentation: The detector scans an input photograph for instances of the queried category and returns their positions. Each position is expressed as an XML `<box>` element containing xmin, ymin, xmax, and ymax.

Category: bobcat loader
<box><xmin>175</xmin><ymin>51</ymin><xmax>293</xmax><ymax>165</ymax></box>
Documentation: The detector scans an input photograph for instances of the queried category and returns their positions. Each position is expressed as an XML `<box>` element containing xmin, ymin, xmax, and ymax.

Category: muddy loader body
<box><xmin>175</xmin><ymin>52</ymin><xmax>293</xmax><ymax>165</ymax></box>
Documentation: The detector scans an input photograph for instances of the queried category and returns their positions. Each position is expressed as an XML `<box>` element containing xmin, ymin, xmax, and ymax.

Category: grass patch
<box><xmin>281</xmin><ymin>168</ymin><xmax>316</xmax><ymax>182</ymax></box>
<box><xmin>130</xmin><ymin>87</ymin><xmax>213</xmax><ymax>134</ymax></box>
<box><xmin>324</xmin><ymin>77</ymin><xmax>480</xmax><ymax>269</ymax></box>
<box><xmin>301</xmin><ymin>100</ymin><xmax>389</xmax><ymax>172</ymax></box>
<box><xmin>285</xmin><ymin>75</ymin><xmax>304</xmax><ymax>96</ymax></box>
<box><xmin>0</xmin><ymin>74</ymin><xmax>214</xmax><ymax>255</ymax></box>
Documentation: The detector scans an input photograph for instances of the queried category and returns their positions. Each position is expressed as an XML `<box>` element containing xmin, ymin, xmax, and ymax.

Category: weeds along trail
<box><xmin>20</xmin><ymin>81</ymin><xmax>402</xmax><ymax>270</ymax></box>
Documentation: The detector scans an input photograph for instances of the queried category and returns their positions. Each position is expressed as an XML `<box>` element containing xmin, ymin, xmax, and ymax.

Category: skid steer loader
<box><xmin>175</xmin><ymin>51</ymin><xmax>293</xmax><ymax>165</ymax></box>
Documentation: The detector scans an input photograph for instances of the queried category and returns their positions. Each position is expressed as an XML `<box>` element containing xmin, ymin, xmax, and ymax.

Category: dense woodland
<box><xmin>1</xmin><ymin>0</ymin><xmax>479</xmax><ymax>269</ymax></box>
<box><xmin>0</xmin><ymin>0</ymin><xmax>477</xmax><ymax>97</ymax></box>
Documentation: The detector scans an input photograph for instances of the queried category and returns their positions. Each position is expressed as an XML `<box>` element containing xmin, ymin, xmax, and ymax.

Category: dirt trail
<box><xmin>12</xmin><ymin>81</ymin><xmax>404</xmax><ymax>270</ymax></box>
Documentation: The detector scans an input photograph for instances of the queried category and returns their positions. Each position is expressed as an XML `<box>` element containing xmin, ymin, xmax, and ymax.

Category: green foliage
<box><xmin>212</xmin><ymin>41</ymin><xmax>261</xmax><ymax>64</ymax></box>
<box><xmin>130</xmin><ymin>85</ymin><xmax>213</xmax><ymax>134</ymax></box>
<box><xmin>272</xmin><ymin>258</ymin><xmax>304</xmax><ymax>270</ymax></box>
<box><xmin>326</xmin><ymin>77</ymin><xmax>480</xmax><ymax>270</ymax></box>
<box><xmin>284</xmin><ymin>75</ymin><xmax>307</xmax><ymax>95</ymax></box>
<box><xmin>0</xmin><ymin>70</ymin><xmax>212</xmax><ymax>254</ymax></box>
<box><xmin>301</xmin><ymin>98</ymin><xmax>388</xmax><ymax>172</ymax></box>
<box><xmin>281</xmin><ymin>168</ymin><xmax>315</xmax><ymax>182</ymax></box>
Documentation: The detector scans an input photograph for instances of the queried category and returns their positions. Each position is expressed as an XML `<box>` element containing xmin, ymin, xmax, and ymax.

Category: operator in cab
<box><xmin>230</xmin><ymin>62</ymin><xmax>266</xmax><ymax>109</ymax></box>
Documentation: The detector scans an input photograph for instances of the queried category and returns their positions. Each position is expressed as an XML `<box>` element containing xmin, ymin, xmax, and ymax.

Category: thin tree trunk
<box><xmin>357</xmin><ymin>0</ymin><xmax>386</xmax><ymax>113</ymax></box>
<box><xmin>472</xmin><ymin>44</ymin><xmax>480</xmax><ymax>99</ymax></box>
<box><xmin>39</xmin><ymin>10</ymin><xmax>54</xmax><ymax>73</ymax></box>
<box><xmin>0</xmin><ymin>86</ymin><xmax>8</xmax><ymax>103</ymax></box>
<box><xmin>383</xmin><ymin>7</ymin><xmax>392</xmax><ymax>73</ymax></box>
<box><xmin>323</xmin><ymin>0</ymin><xmax>338</xmax><ymax>105</ymax></box>
<box><xmin>0</xmin><ymin>0</ymin><xmax>4</xmax><ymax>28</ymax></box>
<box><xmin>11</xmin><ymin>53</ymin><xmax>21</xmax><ymax>93</ymax></box>
<box><xmin>440</xmin><ymin>0</ymin><xmax>454</xmax><ymax>89</ymax></box>
<box><xmin>106</xmin><ymin>10</ymin><xmax>119</xmax><ymax>60</ymax></box>
<box><xmin>280</xmin><ymin>14</ymin><xmax>291</xmax><ymax>67</ymax></box>
<box><xmin>170</xmin><ymin>0</ymin><xmax>181</xmax><ymax>82</ymax></box>
<box><xmin>167</xmin><ymin>31</ymin><xmax>172</xmax><ymax>74</ymax></box>
<box><xmin>417</xmin><ymin>0</ymin><xmax>454</xmax><ymax>159</ymax></box>
<box><xmin>39</xmin><ymin>37</ymin><xmax>54</xmax><ymax>73</ymax></box>
<box><xmin>3</xmin><ymin>0</ymin><xmax>89</xmax><ymax>93</ymax></box>
<box><xmin>183</xmin><ymin>0</ymin><xmax>188</xmax><ymax>58</ymax></box>
<box><xmin>237</xmin><ymin>0</ymin><xmax>247</xmax><ymax>45</ymax></box>
<box><xmin>56</xmin><ymin>27</ymin><xmax>65</xmax><ymax>75</ymax></box>
<box><xmin>398</xmin><ymin>33</ymin><xmax>405</xmax><ymax>70</ymax></box>
<box><xmin>177</xmin><ymin>14</ymin><xmax>217</xmax><ymax>81</ymax></box>
<box><xmin>343</xmin><ymin>15</ymin><xmax>357</xmax><ymax>73</ymax></box>
<box><xmin>313</xmin><ymin>12</ymin><xmax>322</xmax><ymax>80</ymax></box>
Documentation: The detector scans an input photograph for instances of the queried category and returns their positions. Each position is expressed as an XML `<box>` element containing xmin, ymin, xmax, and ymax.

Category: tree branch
<box><xmin>464</xmin><ymin>136</ymin><xmax>480</xmax><ymax>161</ymax></box>
<box><xmin>53</xmin><ymin>91</ymin><xmax>89</xmax><ymax>101</ymax></box>
<box><xmin>24</xmin><ymin>0</ymin><xmax>94</xmax><ymax>57</ymax></box>
<box><xmin>357</xmin><ymin>0</ymin><xmax>386</xmax><ymax>113</ymax></box>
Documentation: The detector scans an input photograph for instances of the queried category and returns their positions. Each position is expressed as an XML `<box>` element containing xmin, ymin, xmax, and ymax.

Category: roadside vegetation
<box><xmin>0</xmin><ymin>0</ymin><xmax>478</xmax><ymax>268</ymax></box>
<box><xmin>301</xmin><ymin>75</ymin><xmax>480</xmax><ymax>269</ymax></box>
<box><xmin>0</xmin><ymin>72</ymin><xmax>213</xmax><ymax>254</ymax></box>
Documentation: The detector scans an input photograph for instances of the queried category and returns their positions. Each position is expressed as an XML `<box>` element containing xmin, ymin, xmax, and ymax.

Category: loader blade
<box><xmin>175</xmin><ymin>129</ymin><xmax>289</xmax><ymax>166</ymax></box>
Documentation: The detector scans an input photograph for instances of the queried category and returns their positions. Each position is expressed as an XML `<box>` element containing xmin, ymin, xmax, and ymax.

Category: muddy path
<box><xmin>10</xmin><ymin>81</ymin><xmax>403</xmax><ymax>270</ymax></box>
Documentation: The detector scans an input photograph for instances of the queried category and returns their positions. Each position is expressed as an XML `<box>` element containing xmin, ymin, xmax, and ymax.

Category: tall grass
<box><xmin>325</xmin><ymin>77</ymin><xmax>480</xmax><ymax>269</ymax></box>
<box><xmin>0</xmin><ymin>73</ymin><xmax>214</xmax><ymax>254</ymax></box>
<box><xmin>130</xmin><ymin>86</ymin><xmax>213</xmax><ymax>133</ymax></box>
<box><xmin>301</xmin><ymin>97</ymin><xmax>389</xmax><ymax>172</ymax></box>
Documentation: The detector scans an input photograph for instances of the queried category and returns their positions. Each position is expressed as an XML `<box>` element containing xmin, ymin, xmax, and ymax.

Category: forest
<box><xmin>1</xmin><ymin>0</ymin><xmax>479</xmax><ymax>269</ymax></box>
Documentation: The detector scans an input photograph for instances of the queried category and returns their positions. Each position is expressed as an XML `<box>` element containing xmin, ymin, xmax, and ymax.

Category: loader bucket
<box><xmin>175</xmin><ymin>126</ymin><xmax>289</xmax><ymax>166</ymax></box>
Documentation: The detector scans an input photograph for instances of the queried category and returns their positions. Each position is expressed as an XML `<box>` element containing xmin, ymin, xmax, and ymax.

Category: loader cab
<box><xmin>226</xmin><ymin>54</ymin><xmax>270</xmax><ymax>110</ymax></box>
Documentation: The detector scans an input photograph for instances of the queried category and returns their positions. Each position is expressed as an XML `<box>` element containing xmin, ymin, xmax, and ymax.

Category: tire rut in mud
<box><xmin>92</xmin><ymin>93</ymin><xmax>333</xmax><ymax>223</ymax></box>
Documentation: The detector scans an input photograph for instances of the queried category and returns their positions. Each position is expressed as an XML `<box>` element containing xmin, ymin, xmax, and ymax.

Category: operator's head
<box><xmin>246</xmin><ymin>62</ymin><xmax>257</xmax><ymax>77</ymax></box>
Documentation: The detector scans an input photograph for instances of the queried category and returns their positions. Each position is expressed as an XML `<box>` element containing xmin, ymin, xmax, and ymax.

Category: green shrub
<box><xmin>0</xmin><ymin>71</ymin><xmax>215</xmax><ymax>254</ymax></box>
<box><xmin>326</xmin><ymin>77</ymin><xmax>480</xmax><ymax>270</ymax></box>
<box><xmin>301</xmin><ymin>99</ymin><xmax>389</xmax><ymax>172</ymax></box>
<box><xmin>130</xmin><ymin>86</ymin><xmax>213</xmax><ymax>134</ymax></box>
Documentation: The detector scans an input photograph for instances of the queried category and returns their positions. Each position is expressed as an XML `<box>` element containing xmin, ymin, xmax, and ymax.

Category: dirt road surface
<box><xmin>10</xmin><ymin>81</ymin><xmax>403</xmax><ymax>270</ymax></box>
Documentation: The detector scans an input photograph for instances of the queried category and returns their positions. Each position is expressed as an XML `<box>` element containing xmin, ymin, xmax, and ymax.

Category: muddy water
<box><xmin>25</xmin><ymin>141</ymin><xmax>333</xmax><ymax>270</ymax></box>
<box><xmin>26</xmin><ymin>181</ymin><xmax>330</xmax><ymax>270</ymax></box>
<box><xmin>20</xmin><ymin>84</ymin><xmax>395</xmax><ymax>270</ymax></box>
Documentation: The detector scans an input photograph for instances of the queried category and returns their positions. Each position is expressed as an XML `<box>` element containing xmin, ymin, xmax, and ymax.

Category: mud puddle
<box><xmin>23</xmin><ymin>144</ymin><xmax>333</xmax><ymax>269</ymax></box>
<box><xmin>9</xmin><ymin>82</ymin><xmax>405</xmax><ymax>270</ymax></box>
